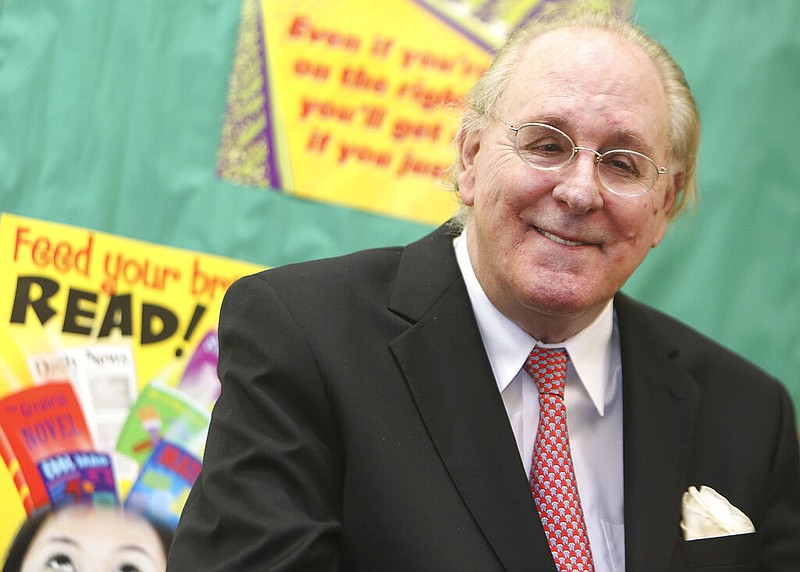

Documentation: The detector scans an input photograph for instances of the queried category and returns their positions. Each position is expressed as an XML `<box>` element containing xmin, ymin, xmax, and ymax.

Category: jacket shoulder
<box><xmin>615</xmin><ymin>293</ymin><xmax>782</xmax><ymax>390</ymax></box>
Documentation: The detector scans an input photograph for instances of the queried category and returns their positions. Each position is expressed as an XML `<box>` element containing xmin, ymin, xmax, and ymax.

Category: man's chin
<box><xmin>514</xmin><ymin>283</ymin><xmax>611</xmax><ymax>331</ymax></box>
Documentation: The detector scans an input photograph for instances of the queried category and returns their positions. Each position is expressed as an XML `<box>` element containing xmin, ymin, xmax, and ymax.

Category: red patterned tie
<box><xmin>525</xmin><ymin>347</ymin><xmax>594</xmax><ymax>572</ymax></box>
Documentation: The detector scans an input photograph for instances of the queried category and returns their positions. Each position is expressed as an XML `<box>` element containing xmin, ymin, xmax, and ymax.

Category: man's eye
<box><xmin>116</xmin><ymin>564</ymin><xmax>143</xmax><ymax>572</ymax></box>
<box><xmin>45</xmin><ymin>553</ymin><xmax>77</xmax><ymax>572</ymax></box>
<box><xmin>524</xmin><ymin>136</ymin><xmax>565</xmax><ymax>154</ymax></box>
<box><xmin>611</xmin><ymin>159</ymin><xmax>636</xmax><ymax>173</ymax></box>
<box><xmin>603</xmin><ymin>153</ymin><xmax>640</xmax><ymax>176</ymax></box>
<box><xmin>533</xmin><ymin>142</ymin><xmax>563</xmax><ymax>153</ymax></box>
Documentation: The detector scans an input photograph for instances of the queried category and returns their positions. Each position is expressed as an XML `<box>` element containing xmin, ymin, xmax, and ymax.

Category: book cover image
<box><xmin>26</xmin><ymin>344</ymin><xmax>139</xmax><ymax>452</ymax></box>
<box><xmin>124</xmin><ymin>440</ymin><xmax>202</xmax><ymax>530</ymax></box>
<box><xmin>37</xmin><ymin>450</ymin><xmax>118</xmax><ymax>509</ymax></box>
<box><xmin>176</xmin><ymin>329</ymin><xmax>220</xmax><ymax>410</ymax></box>
<box><xmin>0</xmin><ymin>381</ymin><xmax>95</xmax><ymax>513</ymax></box>
<box><xmin>115</xmin><ymin>381</ymin><xmax>210</xmax><ymax>466</ymax></box>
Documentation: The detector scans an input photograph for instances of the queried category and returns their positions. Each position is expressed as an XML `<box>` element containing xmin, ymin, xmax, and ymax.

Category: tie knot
<box><xmin>524</xmin><ymin>347</ymin><xmax>567</xmax><ymax>396</ymax></box>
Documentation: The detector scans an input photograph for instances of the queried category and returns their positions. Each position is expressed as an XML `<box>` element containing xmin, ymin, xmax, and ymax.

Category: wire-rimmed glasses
<box><xmin>506</xmin><ymin>122</ymin><xmax>668</xmax><ymax>197</ymax></box>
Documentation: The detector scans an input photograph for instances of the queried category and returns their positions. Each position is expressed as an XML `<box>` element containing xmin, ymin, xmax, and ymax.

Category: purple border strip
<box><xmin>254</xmin><ymin>0</ymin><xmax>282</xmax><ymax>189</ymax></box>
<box><xmin>410</xmin><ymin>0</ymin><xmax>495</xmax><ymax>53</ymax></box>
<box><xmin>411</xmin><ymin>1</ymin><xmax>630</xmax><ymax>54</ymax></box>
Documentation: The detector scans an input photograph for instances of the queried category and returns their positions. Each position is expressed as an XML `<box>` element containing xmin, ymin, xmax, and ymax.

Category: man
<box><xmin>167</xmin><ymin>11</ymin><xmax>800</xmax><ymax>572</ymax></box>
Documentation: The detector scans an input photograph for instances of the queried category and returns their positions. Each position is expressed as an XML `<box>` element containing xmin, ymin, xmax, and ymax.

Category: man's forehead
<box><xmin>500</xmin><ymin>26</ymin><xmax>669</xmax><ymax>142</ymax></box>
<box><xmin>514</xmin><ymin>26</ymin><xmax>655</xmax><ymax>80</ymax></box>
<box><xmin>520</xmin><ymin>25</ymin><xmax>633</xmax><ymax>56</ymax></box>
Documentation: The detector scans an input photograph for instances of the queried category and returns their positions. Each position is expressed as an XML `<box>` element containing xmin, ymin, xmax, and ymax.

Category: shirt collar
<box><xmin>454</xmin><ymin>231</ymin><xmax>615</xmax><ymax>416</ymax></box>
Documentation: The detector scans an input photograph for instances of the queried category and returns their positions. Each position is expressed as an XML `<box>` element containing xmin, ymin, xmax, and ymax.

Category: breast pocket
<box><xmin>681</xmin><ymin>532</ymin><xmax>761</xmax><ymax>570</ymax></box>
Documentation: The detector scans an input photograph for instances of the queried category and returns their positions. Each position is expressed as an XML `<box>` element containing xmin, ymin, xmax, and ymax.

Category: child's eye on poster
<box><xmin>9</xmin><ymin>505</ymin><xmax>170</xmax><ymax>572</ymax></box>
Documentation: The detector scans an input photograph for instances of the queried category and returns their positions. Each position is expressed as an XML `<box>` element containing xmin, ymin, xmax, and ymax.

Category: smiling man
<box><xmin>167</xmin><ymin>11</ymin><xmax>800</xmax><ymax>572</ymax></box>
<box><xmin>456</xmin><ymin>24</ymin><xmax>677</xmax><ymax>343</ymax></box>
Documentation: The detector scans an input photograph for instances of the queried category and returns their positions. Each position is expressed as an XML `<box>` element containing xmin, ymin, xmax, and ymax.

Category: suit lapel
<box><xmin>616</xmin><ymin>294</ymin><xmax>699</xmax><ymax>572</ymax></box>
<box><xmin>388</xmin><ymin>226</ymin><xmax>556</xmax><ymax>572</ymax></box>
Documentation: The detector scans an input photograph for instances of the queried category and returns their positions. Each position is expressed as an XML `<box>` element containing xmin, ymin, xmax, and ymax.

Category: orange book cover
<box><xmin>0</xmin><ymin>381</ymin><xmax>94</xmax><ymax>513</ymax></box>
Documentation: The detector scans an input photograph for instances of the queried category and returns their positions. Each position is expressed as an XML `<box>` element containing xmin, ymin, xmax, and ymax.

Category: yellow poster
<box><xmin>0</xmin><ymin>213</ymin><xmax>263</xmax><ymax>556</ymax></box>
<box><xmin>219</xmin><ymin>0</ymin><xmax>493</xmax><ymax>225</ymax></box>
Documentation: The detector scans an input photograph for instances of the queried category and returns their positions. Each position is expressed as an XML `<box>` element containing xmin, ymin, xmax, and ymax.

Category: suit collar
<box><xmin>389</xmin><ymin>224</ymin><xmax>557</xmax><ymax>572</ymax></box>
<box><xmin>388</xmin><ymin>223</ymin><xmax>461</xmax><ymax>322</ymax></box>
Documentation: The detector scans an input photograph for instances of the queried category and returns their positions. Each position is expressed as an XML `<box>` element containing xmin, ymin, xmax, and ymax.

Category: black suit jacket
<box><xmin>167</xmin><ymin>224</ymin><xmax>800</xmax><ymax>571</ymax></box>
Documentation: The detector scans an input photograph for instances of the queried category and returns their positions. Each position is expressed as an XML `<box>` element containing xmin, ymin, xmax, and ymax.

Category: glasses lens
<box><xmin>597</xmin><ymin>151</ymin><xmax>658</xmax><ymax>196</ymax></box>
<box><xmin>514</xmin><ymin>124</ymin><xmax>574</xmax><ymax>169</ymax></box>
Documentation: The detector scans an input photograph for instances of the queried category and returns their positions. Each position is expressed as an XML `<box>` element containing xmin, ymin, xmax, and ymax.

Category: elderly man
<box><xmin>167</xmin><ymin>11</ymin><xmax>800</xmax><ymax>572</ymax></box>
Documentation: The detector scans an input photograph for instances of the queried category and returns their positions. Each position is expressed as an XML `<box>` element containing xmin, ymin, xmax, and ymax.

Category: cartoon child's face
<box><xmin>21</xmin><ymin>506</ymin><xmax>166</xmax><ymax>572</ymax></box>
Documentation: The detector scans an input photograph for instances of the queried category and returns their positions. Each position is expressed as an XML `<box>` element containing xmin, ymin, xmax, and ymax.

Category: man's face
<box><xmin>458</xmin><ymin>27</ymin><xmax>678</xmax><ymax>341</ymax></box>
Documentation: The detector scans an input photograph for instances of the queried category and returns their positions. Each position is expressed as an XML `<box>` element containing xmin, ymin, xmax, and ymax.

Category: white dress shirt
<box><xmin>454</xmin><ymin>232</ymin><xmax>625</xmax><ymax>572</ymax></box>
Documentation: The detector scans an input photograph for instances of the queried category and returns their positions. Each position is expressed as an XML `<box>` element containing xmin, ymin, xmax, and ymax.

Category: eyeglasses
<box><xmin>505</xmin><ymin>122</ymin><xmax>668</xmax><ymax>197</ymax></box>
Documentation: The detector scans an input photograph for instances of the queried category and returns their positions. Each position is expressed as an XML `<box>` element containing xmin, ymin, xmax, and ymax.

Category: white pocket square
<box><xmin>681</xmin><ymin>485</ymin><xmax>755</xmax><ymax>540</ymax></box>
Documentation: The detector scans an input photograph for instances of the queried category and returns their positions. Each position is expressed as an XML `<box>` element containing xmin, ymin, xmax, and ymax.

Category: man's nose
<box><xmin>551</xmin><ymin>150</ymin><xmax>604</xmax><ymax>214</ymax></box>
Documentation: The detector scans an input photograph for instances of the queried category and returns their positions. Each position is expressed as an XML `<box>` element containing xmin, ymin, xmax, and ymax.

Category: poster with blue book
<box><xmin>124</xmin><ymin>440</ymin><xmax>202</xmax><ymax>529</ymax></box>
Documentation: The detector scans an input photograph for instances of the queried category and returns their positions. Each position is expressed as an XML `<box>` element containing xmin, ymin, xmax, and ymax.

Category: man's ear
<box><xmin>667</xmin><ymin>171</ymin><xmax>683</xmax><ymax>211</ymax></box>
<box><xmin>651</xmin><ymin>171</ymin><xmax>682</xmax><ymax>248</ymax></box>
<box><xmin>457</xmin><ymin>126</ymin><xmax>481</xmax><ymax>206</ymax></box>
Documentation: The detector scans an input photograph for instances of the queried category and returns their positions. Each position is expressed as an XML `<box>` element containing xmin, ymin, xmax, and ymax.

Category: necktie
<box><xmin>525</xmin><ymin>347</ymin><xmax>594</xmax><ymax>572</ymax></box>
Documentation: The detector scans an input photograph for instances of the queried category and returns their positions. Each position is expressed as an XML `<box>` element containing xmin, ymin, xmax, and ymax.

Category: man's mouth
<box><xmin>534</xmin><ymin>226</ymin><xmax>587</xmax><ymax>247</ymax></box>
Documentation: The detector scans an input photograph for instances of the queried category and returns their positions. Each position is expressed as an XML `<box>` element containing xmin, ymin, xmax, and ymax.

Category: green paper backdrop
<box><xmin>0</xmin><ymin>0</ymin><xmax>797</xmax><ymax>433</ymax></box>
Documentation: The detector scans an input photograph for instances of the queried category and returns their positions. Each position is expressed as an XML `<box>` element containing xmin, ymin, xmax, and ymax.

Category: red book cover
<box><xmin>0</xmin><ymin>428</ymin><xmax>34</xmax><ymax>513</ymax></box>
<box><xmin>0</xmin><ymin>381</ymin><xmax>94</xmax><ymax>513</ymax></box>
